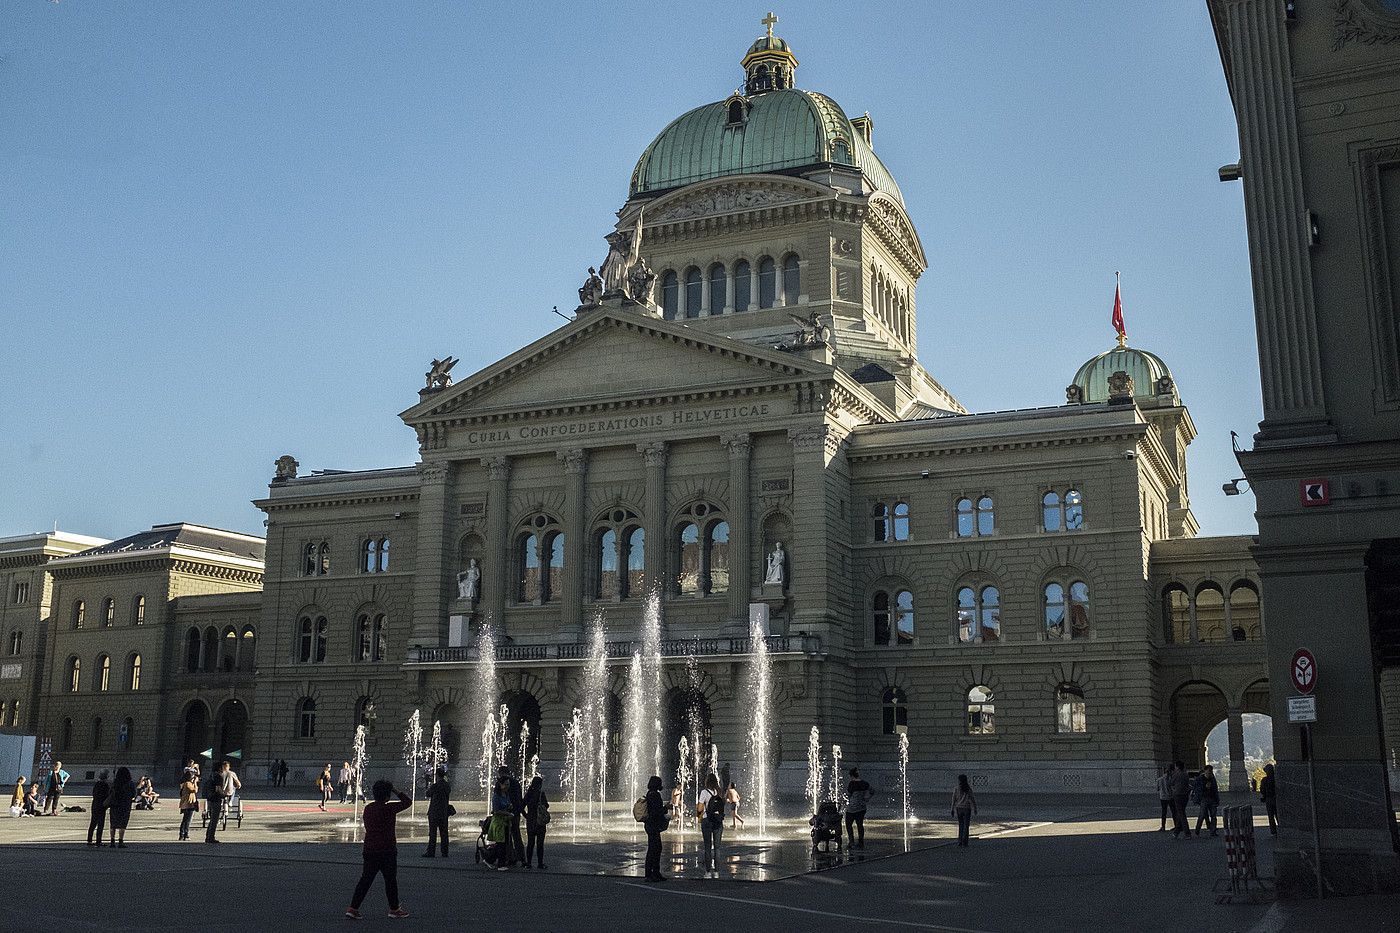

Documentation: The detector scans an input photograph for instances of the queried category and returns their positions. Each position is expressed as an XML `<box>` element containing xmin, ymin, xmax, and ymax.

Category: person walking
<box><xmin>1155</xmin><ymin>764</ymin><xmax>1173</xmax><ymax>831</ymax></box>
<box><xmin>845</xmin><ymin>767</ymin><xmax>871</xmax><ymax>849</ymax></box>
<box><xmin>951</xmin><ymin>774</ymin><xmax>978</xmax><ymax>847</ymax></box>
<box><xmin>87</xmin><ymin>771</ymin><xmax>111</xmax><ymax>847</ymax></box>
<box><xmin>422</xmin><ymin>768</ymin><xmax>451</xmax><ymax>858</ymax></box>
<box><xmin>1260</xmin><ymin>763</ymin><xmax>1278</xmax><ymax>835</ymax></box>
<box><xmin>277</xmin><ymin>759</ymin><xmax>289</xmax><ymax>788</ymax></box>
<box><xmin>44</xmin><ymin>761</ymin><xmax>68</xmax><ymax>814</ymax></box>
<box><xmin>338</xmin><ymin>761</ymin><xmax>352</xmax><ymax>804</ymax></box>
<box><xmin>1168</xmin><ymin>761</ymin><xmax>1191</xmax><ymax>838</ymax></box>
<box><xmin>345</xmin><ymin>779</ymin><xmax>411</xmax><ymax>920</ymax></box>
<box><xmin>108</xmin><ymin>767</ymin><xmax>135</xmax><ymax>848</ymax></box>
<box><xmin>725</xmin><ymin>782</ymin><xmax>744</xmax><ymax>830</ymax></box>
<box><xmin>697</xmin><ymin>773</ymin><xmax>724</xmax><ymax>878</ymax></box>
<box><xmin>317</xmin><ymin>764</ymin><xmax>333</xmax><ymax>811</ymax></box>
<box><xmin>523</xmin><ymin>774</ymin><xmax>549</xmax><ymax>869</ymax></box>
<box><xmin>642</xmin><ymin>775</ymin><xmax>671</xmax><ymax>882</ymax></box>
<box><xmin>1194</xmin><ymin>764</ymin><xmax>1220</xmax><ymax>836</ymax></box>
<box><xmin>178</xmin><ymin>768</ymin><xmax>199</xmax><ymax>840</ymax></box>
<box><xmin>205</xmin><ymin>760</ymin><xmax>240</xmax><ymax>843</ymax></box>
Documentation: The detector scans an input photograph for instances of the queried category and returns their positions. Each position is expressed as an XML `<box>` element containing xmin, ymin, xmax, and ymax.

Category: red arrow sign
<box><xmin>1291</xmin><ymin>648</ymin><xmax>1317</xmax><ymax>694</ymax></box>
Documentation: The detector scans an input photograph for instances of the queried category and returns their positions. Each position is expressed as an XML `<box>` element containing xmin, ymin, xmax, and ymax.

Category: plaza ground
<box><xmin>0</xmin><ymin>788</ymin><xmax>1395</xmax><ymax>932</ymax></box>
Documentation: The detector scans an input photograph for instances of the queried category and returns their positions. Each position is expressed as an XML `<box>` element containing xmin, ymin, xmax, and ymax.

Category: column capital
<box><xmin>723</xmin><ymin>433</ymin><xmax>752</xmax><ymax>459</ymax></box>
<box><xmin>484</xmin><ymin>456</ymin><xmax>512</xmax><ymax>482</ymax></box>
<box><xmin>638</xmin><ymin>441</ymin><xmax>668</xmax><ymax>468</ymax></box>
<box><xmin>558</xmin><ymin>448</ymin><xmax>589</xmax><ymax>475</ymax></box>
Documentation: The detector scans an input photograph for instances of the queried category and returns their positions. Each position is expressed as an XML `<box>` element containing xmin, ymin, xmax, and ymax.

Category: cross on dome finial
<box><xmin>763</xmin><ymin>11</ymin><xmax>778</xmax><ymax>36</ymax></box>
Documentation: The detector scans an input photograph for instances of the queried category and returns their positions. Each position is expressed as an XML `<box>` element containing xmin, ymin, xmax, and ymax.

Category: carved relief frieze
<box><xmin>656</xmin><ymin>185</ymin><xmax>805</xmax><ymax>222</ymax></box>
<box><xmin>1332</xmin><ymin>0</ymin><xmax>1400</xmax><ymax>49</ymax></box>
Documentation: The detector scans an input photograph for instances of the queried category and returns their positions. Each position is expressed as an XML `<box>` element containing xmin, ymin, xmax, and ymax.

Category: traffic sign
<box><xmin>1301</xmin><ymin>478</ymin><xmax>1330</xmax><ymax>506</ymax></box>
<box><xmin>1291</xmin><ymin>648</ymin><xmax>1317</xmax><ymax>694</ymax></box>
<box><xmin>1288</xmin><ymin>695</ymin><xmax>1317</xmax><ymax>723</ymax></box>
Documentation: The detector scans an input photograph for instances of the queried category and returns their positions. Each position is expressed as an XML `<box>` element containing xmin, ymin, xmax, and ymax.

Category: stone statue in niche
<box><xmin>578</xmin><ymin>267</ymin><xmax>605</xmax><ymax>307</ymax></box>
<box><xmin>456</xmin><ymin>558</ymin><xmax>480</xmax><ymax>601</ymax></box>
<box><xmin>764</xmin><ymin>542</ymin><xmax>787</xmax><ymax>586</ymax></box>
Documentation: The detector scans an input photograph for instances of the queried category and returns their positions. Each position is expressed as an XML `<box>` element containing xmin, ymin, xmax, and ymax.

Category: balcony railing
<box><xmin>407</xmin><ymin>633</ymin><xmax>820</xmax><ymax>665</ymax></box>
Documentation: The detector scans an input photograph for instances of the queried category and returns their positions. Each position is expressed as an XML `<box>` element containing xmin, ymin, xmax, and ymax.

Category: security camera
<box><xmin>1121</xmin><ymin>450</ymin><xmax>1136</xmax><ymax>460</ymax></box>
<box><xmin>920</xmin><ymin>470</ymin><xmax>930</xmax><ymax>479</ymax></box>
<box><xmin>1218</xmin><ymin>162</ymin><xmax>1242</xmax><ymax>182</ymax></box>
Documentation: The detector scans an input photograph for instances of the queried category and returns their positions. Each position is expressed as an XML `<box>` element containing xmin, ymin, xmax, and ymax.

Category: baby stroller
<box><xmin>474</xmin><ymin>816</ymin><xmax>509</xmax><ymax>869</ymax></box>
<box><xmin>810</xmin><ymin>800</ymin><xmax>843</xmax><ymax>854</ymax></box>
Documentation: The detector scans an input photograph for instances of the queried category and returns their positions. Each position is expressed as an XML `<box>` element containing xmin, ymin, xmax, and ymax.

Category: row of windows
<box><xmin>65</xmin><ymin>654</ymin><xmax>142</xmax><ymax>693</ymax></box>
<box><xmin>295</xmin><ymin>696</ymin><xmax>376</xmax><ymax>739</ymax></box>
<box><xmin>1161</xmin><ymin>582</ymin><xmax>1262</xmax><ymax>643</ymax></box>
<box><xmin>295</xmin><ymin>612</ymin><xmax>388</xmax><ymax>664</ymax></box>
<box><xmin>185</xmin><ymin>626</ymin><xmax>257</xmax><ymax>674</ymax></box>
<box><xmin>870</xmin><ymin>264</ymin><xmax>910</xmax><ymax>344</ymax></box>
<box><xmin>881</xmin><ymin>684</ymin><xmax>1088</xmax><ymax>736</ymax></box>
<box><xmin>56</xmin><ymin>715</ymin><xmax>136</xmax><ymax>753</ymax></box>
<box><xmin>71</xmin><ymin>595</ymin><xmax>146</xmax><ymax>629</ymax></box>
<box><xmin>869</xmin><ymin>578</ymin><xmax>1092</xmax><ymax>646</ymax></box>
<box><xmin>11</xmin><ymin>582</ymin><xmax>29</xmax><ymax>605</ymax></box>
<box><xmin>302</xmin><ymin>538</ymin><xmax>393</xmax><ymax>577</ymax></box>
<box><xmin>659</xmin><ymin>254</ymin><xmax>800</xmax><ymax>320</ymax></box>
<box><xmin>870</xmin><ymin>490</ymin><xmax>1085</xmax><ymax>542</ymax></box>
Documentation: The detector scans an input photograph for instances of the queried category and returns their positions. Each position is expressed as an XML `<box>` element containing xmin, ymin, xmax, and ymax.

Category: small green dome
<box><xmin>1071</xmin><ymin>345</ymin><xmax>1175</xmax><ymax>403</ymax></box>
<box><xmin>630</xmin><ymin>88</ymin><xmax>904</xmax><ymax>205</ymax></box>
<box><xmin>746</xmin><ymin>36</ymin><xmax>790</xmax><ymax>55</ymax></box>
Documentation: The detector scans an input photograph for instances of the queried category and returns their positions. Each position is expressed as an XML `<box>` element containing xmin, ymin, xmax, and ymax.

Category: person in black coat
<box><xmin>423</xmin><ymin>768</ymin><xmax>451</xmax><ymax>857</ymax></box>
<box><xmin>643</xmin><ymin>774</ymin><xmax>671</xmax><ymax>882</ymax></box>
<box><xmin>108</xmin><ymin>767</ymin><xmax>135</xmax><ymax>848</ymax></box>
<box><xmin>87</xmin><ymin>771</ymin><xmax>110</xmax><ymax>847</ymax></box>
<box><xmin>523</xmin><ymin>775</ymin><xmax>549</xmax><ymax>869</ymax></box>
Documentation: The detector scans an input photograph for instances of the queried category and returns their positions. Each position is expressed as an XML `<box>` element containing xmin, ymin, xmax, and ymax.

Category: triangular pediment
<box><xmin>401</xmin><ymin>307</ymin><xmax>833</xmax><ymax>426</ymax></box>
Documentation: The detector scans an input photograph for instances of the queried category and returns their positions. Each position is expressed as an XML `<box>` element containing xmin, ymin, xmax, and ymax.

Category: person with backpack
<box><xmin>845</xmin><ymin>767</ymin><xmax>871</xmax><ymax>849</ymax></box>
<box><xmin>697</xmin><ymin>774</ymin><xmax>724</xmax><ymax>878</ymax></box>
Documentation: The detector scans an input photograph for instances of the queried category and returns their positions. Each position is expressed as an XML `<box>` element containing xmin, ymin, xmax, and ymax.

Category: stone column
<box><xmin>638</xmin><ymin>442</ymin><xmax>667</xmax><ymax>594</ymax></box>
<box><xmin>483</xmin><ymin>456</ymin><xmax>511</xmax><ymax>634</ymax></box>
<box><xmin>412</xmin><ymin>460</ymin><xmax>456</xmax><ymax>647</ymax></box>
<box><xmin>724</xmin><ymin>267</ymin><xmax>735</xmax><ymax>314</ymax></box>
<box><xmin>559</xmin><ymin>448</ymin><xmax>588</xmax><ymax>639</ymax></box>
<box><xmin>774</xmin><ymin>259</ymin><xmax>786</xmax><ymax>307</ymax></box>
<box><xmin>788</xmin><ymin>425</ymin><xmax>834</xmax><ymax>640</ymax></box>
<box><xmin>724</xmin><ymin>433</ymin><xmax>752</xmax><ymax>630</ymax></box>
<box><xmin>700</xmin><ymin>273</ymin><xmax>712</xmax><ymax>317</ymax></box>
<box><xmin>1226</xmin><ymin>707</ymin><xmax>1247</xmax><ymax>792</ymax></box>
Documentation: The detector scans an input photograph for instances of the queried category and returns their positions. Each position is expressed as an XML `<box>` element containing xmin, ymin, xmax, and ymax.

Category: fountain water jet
<box><xmin>744</xmin><ymin>612</ymin><xmax>772</xmax><ymax>835</ymax></box>
<box><xmin>403</xmin><ymin>710</ymin><xmax>422</xmax><ymax>814</ymax></box>
<box><xmin>806</xmin><ymin>727</ymin><xmax>823</xmax><ymax>816</ymax></box>
<box><xmin>830</xmin><ymin>744</ymin><xmax>844</xmax><ymax>809</ymax></box>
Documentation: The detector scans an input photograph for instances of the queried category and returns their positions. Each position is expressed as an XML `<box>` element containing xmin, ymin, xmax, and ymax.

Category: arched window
<box><xmin>733</xmin><ymin>261</ymin><xmax>751</xmax><ymax>312</ymax></box>
<box><xmin>957</xmin><ymin>498</ymin><xmax>974</xmax><ymax>537</ymax></box>
<box><xmin>186</xmin><ymin>628</ymin><xmax>200</xmax><ymax>672</ymax></box>
<box><xmin>357</xmin><ymin>612</ymin><xmax>387</xmax><ymax>662</ymax></box>
<box><xmin>91</xmin><ymin>717</ymin><xmax>103</xmax><ymax>751</ymax></box>
<box><xmin>882</xmin><ymin>686</ymin><xmax>908</xmax><ymax>735</ymax></box>
<box><xmin>1056</xmin><ymin>684</ymin><xmax>1087</xmax><ymax>733</ymax></box>
<box><xmin>758</xmin><ymin>257</ymin><xmax>776</xmax><ymax>308</ymax></box>
<box><xmin>133</xmin><ymin>595</ymin><xmax>145</xmax><ymax>625</ymax></box>
<box><xmin>662</xmin><ymin>270</ymin><xmax>679</xmax><ymax>320</ymax></box>
<box><xmin>543</xmin><ymin>533</ymin><xmax>563</xmax><ymax>602</ymax></box>
<box><xmin>597</xmin><ymin>529</ymin><xmax>618</xmax><ymax>599</ymax></box>
<box><xmin>358</xmin><ymin>697</ymin><xmax>377</xmax><ymax>735</ymax></box>
<box><xmin>727</xmin><ymin>99</ymin><xmax>745</xmax><ymax>125</ymax></box>
<box><xmin>1045</xmin><ymin>580</ymin><xmax>1091</xmax><ymax>639</ymax></box>
<box><xmin>895</xmin><ymin>590</ymin><xmax>914</xmax><ymax>644</ymax></box>
<box><xmin>967</xmin><ymin>685</ymin><xmax>995</xmax><ymax>734</ymax></box>
<box><xmin>594</xmin><ymin>509</ymin><xmax>644</xmax><ymax>601</ymax></box>
<box><xmin>872</xmin><ymin>588</ymin><xmax>914</xmax><ymax>645</ymax></box>
<box><xmin>958</xmin><ymin>496</ymin><xmax>994</xmax><ymax>536</ymax></box>
<box><xmin>707</xmin><ymin>521</ymin><xmax>730</xmax><ymax>596</ymax></box>
<box><xmin>871</xmin><ymin>503</ymin><xmax>889</xmax><ymax>542</ymax></box>
<box><xmin>1229</xmin><ymin>583</ymin><xmax>1262</xmax><ymax>640</ymax></box>
<box><xmin>626</xmin><ymin>527</ymin><xmax>645</xmax><ymax>598</ymax></box>
<box><xmin>782</xmin><ymin>254</ymin><xmax>800</xmax><ymax>306</ymax></box>
<box><xmin>128</xmin><ymin>654</ymin><xmax>141</xmax><ymax>691</ymax></box>
<box><xmin>1043</xmin><ymin>489</ymin><xmax>1084</xmax><ymax>532</ymax></box>
<box><xmin>363</xmin><ymin>539</ymin><xmax>377</xmax><ymax>573</ymax></box>
<box><xmin>1161</xmin><ymin>584</ymin><xmax>1190</xmax><ymax>643</ymax></box>
<box><xmin>8</xmin><ymin>631</ymin><xmax>20</xmax><ymax>655</ymax></box>
<box><xmin>708</xmin><ymin>264</ymin><xmax>726</xmax><ymax>313</ymax></box>
<box><xmin>73</xmin><ymin>600</ymin><xmax>85</xmax><ymax>629</ymax></box>
<box><xmin>674</xmin><ymin>504</ymin><xmax>727</xmax><ymax>598</ymax></box>
<box><xmin>239</xmin><ymin>627</ymin><xmax>256</xmax><ymax>672</ymax></box>
<box><xmin>873</xmin><ymin>591</ymin><xmax>890</xmax><ymax>645</ymax></box>
<box><xmin>203</xmin><ymin>627</ymin><xmax>218</xmax><ymax>672</ymax></box>
<box><xmin>1196</xmin><ymin>584</ymin><xmax>1226</xmax><ymax>642</ymax></box>
<box><xmin>977</xmin><ymin>497</ymin><xmax>995</xmax><ymax>536</ymax></box>
<box><xmin>102</xmin><ymin>598</ymin><xmax>115</xmax><ymax>627</ymax></box>
<box><xmin>517</xmin><ymin>517</ymin><xmax>563</xmax><ymax>603</ymax></box>
<box><xmin>96</xmin><ymin>655</ymin><xmax>110</xmax><ymax>692</ymax></box>
<box><xmin>304</xmin><ymin>543</ymin><xmax>317</xmax><ymax>576</ymax></box>
<box><xmin>298</xmin><ymin>698</ymin><xmax>317</xmax><ymax>739</ymax></box>
<box><xmin>67</xmin><ymin>657</ymin><xmax>80</xmax><ymax>693</ymax></box>
<box><xmin>957</xmin><ymin>585</ymin><xmax>1000</xmax><ymax>643</ymax></box>
<box><xmin>684</xmin><ymin>267</ymin><xmax>702</xmax><ymax>319</ymax></box>
<box><xmin>318</xmin><ymin>542</ymin><xmax>331</xmax><ymax>574</ymax></box>
<box><xmin>8</xmin><ymin>700</ymin><xmax>17</xmax><ymax>727</ymax></box>
<box><xmin>892</xmin><ymin>502</ymin><xmax>910</xmax><ymax>541</ymax></box>
<box><xmin>832</xmin><ymin>139</ymin><xmax>850</xmax><ymax>162</ymax></box>
<box><xmin>222</xmin><ymin>628</ymin><xmax>237</xmax><ymax>672</ymax></box>
<box><xmin>297</xmin><ymin>615</ymin><xmax>328</xmax><ymax>663</ymax></box>
<box><xmin>519</xmin><ymin>533</ymin><xmax>540</xmax><ymax>602</ymax></box>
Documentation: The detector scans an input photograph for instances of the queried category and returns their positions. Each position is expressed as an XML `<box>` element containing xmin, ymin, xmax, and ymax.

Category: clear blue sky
<box><xmin>2</xmin><ymin>1</ymin><xmax>1261</xmax><ymax>542</ymax></box>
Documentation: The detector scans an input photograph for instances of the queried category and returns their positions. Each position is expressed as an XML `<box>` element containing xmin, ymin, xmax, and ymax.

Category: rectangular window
<box><xmin>12</xmin><ymin>583</ymin><xmax>28</xmax><ymax>604</ymax></box>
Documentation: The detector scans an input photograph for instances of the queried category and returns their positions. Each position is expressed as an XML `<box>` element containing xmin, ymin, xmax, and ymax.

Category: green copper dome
<box><xmin>1071</xmin><ymin>345</ymin><xmax>1175</xmax><ymax>403</ymax></box>
<box><xmin>630</xmin><ymin>87</ymin><xmax>905</xmax><ymax>205</ymax></box>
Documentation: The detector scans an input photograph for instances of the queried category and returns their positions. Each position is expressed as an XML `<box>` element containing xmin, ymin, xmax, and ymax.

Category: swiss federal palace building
<box><xmin>2</xmin><ymin>27</ymin><xmax>1294</xmax><ymax>797</ymax></box>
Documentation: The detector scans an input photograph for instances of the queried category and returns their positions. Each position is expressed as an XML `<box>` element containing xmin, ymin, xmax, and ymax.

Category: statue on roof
<box><xmin>778</xmin><ymin>311</ymin><xmax>831</xmax><ymax>351</ymax></box>
<box><xmin>578</xmin><ymin>266</ymin><xmax>605</xmax><ymax>307</ymax></box>
<box><xmin>626</xmin><ymin>255</ymin><xmax>657</xmax><ymax>305</ymax></box>
<box><xmin>425</xmin><ymin>357</ymin><xmax>459</xmax><ymax>390</ymax></box>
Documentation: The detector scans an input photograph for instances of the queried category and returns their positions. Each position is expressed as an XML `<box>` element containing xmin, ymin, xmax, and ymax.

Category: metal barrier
<box><xmin>1221</xmin><ymin>805</ymin><xmax>1260</xmax><ymax>894</ymax></box>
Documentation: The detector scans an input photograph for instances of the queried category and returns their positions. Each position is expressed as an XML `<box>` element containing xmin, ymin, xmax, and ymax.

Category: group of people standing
<box><xmin>1156</xmin><ymin>760</ymin><xmax>1227</xmax><ymax>838</ymax></box>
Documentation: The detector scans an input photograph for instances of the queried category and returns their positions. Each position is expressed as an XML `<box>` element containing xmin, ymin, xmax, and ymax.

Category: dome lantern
<box><xmin>742</xmin><ymin>12</ymin><xmax>798</xmax><ymax>95</ymax></box>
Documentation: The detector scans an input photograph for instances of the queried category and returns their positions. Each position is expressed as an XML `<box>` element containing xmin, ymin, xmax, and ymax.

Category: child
<box><xmin>346</xmin><ymin>779</ymin><xmax>411</xmax><ymax>919</ymax></box>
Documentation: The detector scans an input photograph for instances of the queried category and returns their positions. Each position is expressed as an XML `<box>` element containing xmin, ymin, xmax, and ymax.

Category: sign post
<box><xmin>1290</xmin><ymin>647</ymin><xmax>1324</xmax><ymax>899</ymax></box>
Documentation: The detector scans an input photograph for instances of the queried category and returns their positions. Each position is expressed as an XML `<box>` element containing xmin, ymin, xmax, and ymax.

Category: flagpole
<box><xmin>1114</xmin><ymin>270</ymin><xmax>1126</xmax><ymax>348</ymax></box>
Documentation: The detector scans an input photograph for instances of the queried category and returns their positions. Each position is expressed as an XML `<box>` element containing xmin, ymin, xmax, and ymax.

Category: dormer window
<box><xmin>831</xmin><ymin>138</ymin><xmax>850</xmax><ymax>163</ymax></box>
<box><xmin>727</xmin><ymin>99</ymin><xmax>746</xmax><ymax>126</ymax></box>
